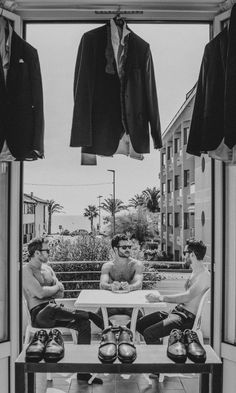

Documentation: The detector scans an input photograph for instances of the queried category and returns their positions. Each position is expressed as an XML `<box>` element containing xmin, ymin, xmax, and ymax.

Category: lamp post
<box><xmin>107</xmin><ymin>169</ymin><xmax>116</xmax><ymax>235</ymax></box>
<box><xmin>97</xmin><ymin>195</ymin><xmax>103</xmax><ymax>233</ymax></box>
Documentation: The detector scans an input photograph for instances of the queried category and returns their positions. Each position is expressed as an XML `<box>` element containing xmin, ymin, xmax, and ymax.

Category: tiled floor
<box><xmin>46</xmin><ymin>372</ymin><xmax>199</xmax><ymax>393</ymax></box>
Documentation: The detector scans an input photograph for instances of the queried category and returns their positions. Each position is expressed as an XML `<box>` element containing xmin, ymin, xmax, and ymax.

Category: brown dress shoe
<box><xmin>117</xmin><ymin>326</ymin><xmax>137</xmax><ymax>363</ymax></box>
<box><xmin>98</xmin><ymin>326</ymin><xmax>118</xmax><ymax>363</ymax></box>
<box><xmin>44</xmin><ymin>329</ymin><xmax>64</xmax><ymax>363</ymax></box>
<box><xmin>25</xmin><ymin>330</ymin><xmax>48</xmax><ymax>362</ymax></box>
<box><xmin>167</xmin><ymin>329</ymin><xmax>187</xmax><ymax>363</ymax></box>
<box><xmin>184</xmin><ymin>329</ymin><xmax>206</xmax><ymax>363</ymax></box>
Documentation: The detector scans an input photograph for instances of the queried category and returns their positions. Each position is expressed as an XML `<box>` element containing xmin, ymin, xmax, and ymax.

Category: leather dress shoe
<box><xmin>117</xmin><ymin>326</ymin><xmax>137</xmax><ymax>364</ymax></box>
<box><xmin>44</xmin><ymin>329</ymin><xmax>64</xmax><ymax>363</ymax></box>
<box><xmin>25</xmin><ymin>330</ymin><xmax>48</xmax><ymax>362</ymax></box>
<box><xmin>98</xmin><ymin>326</ymin><xmax>118</xmax><ymax>363</ymax></box>
<box><xmin>167</xmin><ymin>329</ymin><xmax>187</xmax><ymax>363</ymax></box>
<box><xmin>184</xmin><ymin>329</ymin><xmax>206</xmax><ymax>363</ymax></box>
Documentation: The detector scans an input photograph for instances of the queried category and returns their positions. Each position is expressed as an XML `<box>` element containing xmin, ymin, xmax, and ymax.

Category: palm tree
<box><xmin>83</xmin><ymin>205</ymin><xmax>99</xmax><ymax>233</ymax></box>
<box><xmin>101</xmin><ymin>197</ymin><xmax>127</xmax><ymax>215</ymax></box>
<box><xmin>129</xmin><ymin>193</ymin><xmax>145</xmax><ymax>208</ymax></box>
<box><xmin>142</xmin><ymin>187</ymin><xmax>160</xmax><ymax>213</ymax></box>
<box><xmin>48</xmin><ymin>200</ymin><xmax>64</xmax><ymax>235</ymax></box>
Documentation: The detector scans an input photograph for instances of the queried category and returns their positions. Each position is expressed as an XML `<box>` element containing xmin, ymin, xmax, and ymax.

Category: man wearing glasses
<box><xmin>96</xmin><ymin>234</ymin><xmax>144</xmax><ymax>328</ymax></box>
<box><xmin>23</xmin><ymin>236</ymin><xmax>103</xmax><ymax>384</ymax></box>
<box><xmin>136</xmin><ymin>239</ymin><xmax>210</xmax><ymax>344</ymax></box>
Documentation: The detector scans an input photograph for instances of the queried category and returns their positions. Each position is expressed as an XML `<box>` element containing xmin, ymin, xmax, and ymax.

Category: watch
<box><xmin>159</xmin><ymin>295</ymin><xmax>164</xmax><ymax>302</ymax></box>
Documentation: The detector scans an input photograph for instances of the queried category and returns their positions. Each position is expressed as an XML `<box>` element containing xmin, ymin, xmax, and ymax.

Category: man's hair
<box><xmin>111</xmin><ymin>234</ymin><xmax>129</xmax><ymax>249</ymax></box>
<box><xmin>186</xmin><ymin>239</ymin><xmax>207</xmax><ymax>261</ymax></box>
<box><xmin>28</xmin><ymin>237</ymin><xmax>48</xmax><ymax>259</ymax></box>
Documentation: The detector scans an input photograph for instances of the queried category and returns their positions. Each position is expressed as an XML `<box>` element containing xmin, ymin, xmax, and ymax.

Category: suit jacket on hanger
<box><xmin>70</xmin><ymin>24</ymin><xmax>162</xmax><ymax>155</ymax></box>
<box><xmin>0</xmin><ymin>30</ymin><xmax>44</xmax><ymax>160</ymax></box>
<box><xmin>187</xmin><ymin>4</ymin><xmax>236</xmax><ymax>156</ymax></box>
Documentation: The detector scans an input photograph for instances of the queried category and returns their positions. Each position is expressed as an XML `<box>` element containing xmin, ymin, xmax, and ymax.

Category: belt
<box><xmin>173</xmin><ymin>305</ymin><xmax>195</xmax><ymax>320</ymax></box>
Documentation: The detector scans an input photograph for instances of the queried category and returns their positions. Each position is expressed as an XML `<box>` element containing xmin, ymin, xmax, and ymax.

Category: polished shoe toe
<box><xmin>167</xmin><ymin>329</ymin><xmax>187</xmax><ymax>363</ymax></box>
<box><xmin>118</xmin><ymin>326</ymin><xmax>137</xmax><ymax>363</ymax></box>
<box><xmin>184</xmin><ymin>329</ymin><xmax>206</xmax><ymax>363</ymax></box>
<box><xmin>25</xmin><ymin>329</ymin><xmax>48</xmax><ymax>362</ymax></box>
<box><xmin>44</xmin><ymin>329</ymin><xmax>64</xmax><ymax>363</ymax></box>
<box><xmin>98</xmin><ymin>327</ymin><xmax>118</xmax><ymax>363</ymax></box>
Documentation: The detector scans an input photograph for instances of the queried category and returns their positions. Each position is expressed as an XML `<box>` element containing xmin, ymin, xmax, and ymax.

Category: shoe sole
<box><xmin>187</xmin><ymin>353</ymin><xmax>206</xmax><ymax>363</ymax></box>
<box><xmin>118</xmin><ymin>353</ymin><xmax>137</xmax><ymax>364</ymax></box>
<box><xmin>25</xmin><ymin>355</ymin><xmax>44</xmax><ymax>363</ymax></box>
<box><xmin>44</xmin><ymin>353</ymin><xmax>64</xmax><ymax>363</ymax></box>
<box><xmin>167</xmin><ymin>351</ymin><xmax>187</xmax><ymax>363</ymax></box>
<box><xmin>98</xmin><ymin>353</ymin><xmax>117</xmax><ymax>364</ymax></box>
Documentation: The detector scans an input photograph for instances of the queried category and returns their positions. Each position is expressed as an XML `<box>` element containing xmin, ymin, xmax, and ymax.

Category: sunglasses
<box><xmin>183</xmin><ymin>250</ymin><xmax>191</xmax><ymax>256</ymax></box>
<box><xmin>118</xmin><ymin>245</ymin><xmax>132</xmax><ymax>250</ymax></box>
<box><xmin>40</xmin><ymin>249</ymin><xmax>50</xmax><ymax>254</ymax></box>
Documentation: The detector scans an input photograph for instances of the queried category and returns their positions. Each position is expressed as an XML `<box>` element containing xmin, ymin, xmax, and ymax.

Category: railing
<box><xmin>50</xmin><ymin>260</ymin><xmax>191</xmax><ymax>298</ymax></box>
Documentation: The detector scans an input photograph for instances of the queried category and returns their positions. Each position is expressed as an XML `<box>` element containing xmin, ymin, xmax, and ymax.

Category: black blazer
<box><xmin>187</xmin><ymin>27</ymin><xmax>228</xmax><ymax>156</ymax></box>
<box><xmin>0</xmin><ymin>31</ymin><xmax>44</xmax><ymax>160</ymax></box>
<box><xmin>187</xmin><ymin>4</ymin><xmax>236</xmax><ymax>156</ymax></box>
<box><xmin>70</xmin><ymin>24</ymin><xmax>162</xmax><ymax>155</ymax></box>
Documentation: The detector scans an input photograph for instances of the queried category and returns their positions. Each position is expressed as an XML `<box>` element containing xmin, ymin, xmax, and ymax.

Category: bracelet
<box><xmin>159</xmin><ymin>295</ymin><xmax>164</xmax><ymax>302</ymax></box>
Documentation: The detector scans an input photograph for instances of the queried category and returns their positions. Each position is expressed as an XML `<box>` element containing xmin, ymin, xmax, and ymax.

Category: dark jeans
<box><xmin>96</xmin><ymin>307</ymin><xmax>144</xmax><ymax>330</ymax></box>
<box><xmin>136</xmin><ymin>307</ymin><xmax>195</xmax><ymax>344</ymax></box>
<box><xmin>30</xmin><ymin>301</ymin><xmax>91</xmax><ymax>344</ymax></box>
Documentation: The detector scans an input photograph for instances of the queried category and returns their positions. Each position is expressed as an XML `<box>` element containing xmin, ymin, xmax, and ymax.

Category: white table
<box><xmin>74</xmin><ymin>289</ymin><xmax>167</xmax><ymax>337</ymax></box>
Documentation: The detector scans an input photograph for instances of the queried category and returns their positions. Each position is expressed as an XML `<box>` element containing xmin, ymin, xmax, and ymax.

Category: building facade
<box><xmin>23</xmin><ymin>193</ymin><xmax>49</xmax><ymax>243</ymax></box>
<box><xmin>159</xmin><ymin>87</ymin><xmax>212</xmax><ymax>265</ymax></box>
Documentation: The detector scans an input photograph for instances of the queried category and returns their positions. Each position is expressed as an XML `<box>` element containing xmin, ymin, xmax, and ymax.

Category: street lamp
<box><xmin>97</xmin><ymin>195</ymin><xmax>103</xmax><ymax>233</ymax></box>
<box><xmin>107</xmin><ymin>169</ymin><xmax>116</xmax><ymax>235</ymax></box>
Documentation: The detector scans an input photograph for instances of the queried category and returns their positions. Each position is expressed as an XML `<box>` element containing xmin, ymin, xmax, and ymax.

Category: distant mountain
<box><xmin>51</xmin><ymin>214</ymin><xmax>98</xmax><ymax>233</ymax></box>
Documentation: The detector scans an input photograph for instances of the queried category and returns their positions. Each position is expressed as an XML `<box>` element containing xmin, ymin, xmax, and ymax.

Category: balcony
<box><xmin>177</xmin><ymin>156</ymin><xmax>182</xmax><ymax>166</ymax></box>
<box><xmin>187</xmin><ymin>183</ymin><xmax>195</xmax><ymax>204</ymax></box>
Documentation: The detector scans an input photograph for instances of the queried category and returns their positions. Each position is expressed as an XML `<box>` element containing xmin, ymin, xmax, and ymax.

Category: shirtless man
<box><xmin>97</xmin><ymin>234</ymin><xmax>144</xmax><ymax>327</ymax></box>
<box><xmin>23</xmin><ymin>236</ymin><xmax>103</xmax><ymax>384</ymax></box>
<box><xmin>136</xmin><ymin>239</ymin><xmax>210</xmax><ymax>343</ymax></box>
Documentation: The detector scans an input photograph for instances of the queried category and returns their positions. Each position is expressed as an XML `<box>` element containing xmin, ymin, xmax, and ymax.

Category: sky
<box><xmin>24</xmin><ymin>23</ymin><xmax>209</xmax><ymax>215</ymax></box>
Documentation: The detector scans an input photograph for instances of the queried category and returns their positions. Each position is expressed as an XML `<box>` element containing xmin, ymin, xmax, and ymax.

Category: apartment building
<box><xmin>159</xmin><ymin>87</ymin><xmax>211</xmax><ymax>264</ymax></box>
<box><xmin>23</xmin><ymin>193</ymin><xmax>49</xmax><ymax>243</ymax></box>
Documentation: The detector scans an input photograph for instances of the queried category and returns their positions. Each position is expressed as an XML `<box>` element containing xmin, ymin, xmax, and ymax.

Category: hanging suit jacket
<box><xmin>0</xmin><ymin>31</ymin><xmax>44</xmax><ymax>160</ymax></box>
<box><xmin>70</xmin><ymin>24</ymin><xmax>162</xmax><ymax>155</ymax></box>
<box><xmin>187</xmin><ymin>4</ymin><xmax>236</xmax><ymax>156</ymax></box>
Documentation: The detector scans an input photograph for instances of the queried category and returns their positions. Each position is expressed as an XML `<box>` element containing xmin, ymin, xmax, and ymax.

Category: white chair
<box><xmin>158</xmin><ymin>288</ymin><xmax>211</xmax><ymax>383</ymax></box>
<box><xmin>23</xmin><ymin>297</ymin><xmax>77</xmax><ymax>381</ymax></box>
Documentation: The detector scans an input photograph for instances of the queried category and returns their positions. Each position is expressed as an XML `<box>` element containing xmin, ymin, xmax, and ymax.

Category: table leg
<box><xmin>211</xmin><ymin>364</ymin><xmax>223</xmax><ymax>393</ymax></box>
<box><xmin>130</xmin><ymin>308</ymin><xmax>139</xmax><ymax>338</ymax></box>
<box><xmin>199</xmin><ymin>373</ymin><xmax>209</xmax><ymax>393</ymax></box>
<box><xmin>101</xmin><ymin>307</ymin><xmax>109</xmax><ymax>328</ymax></box>
<box><xmin>15</xmin><ymin>363</ymin><xmax>25</xmax><ymax>393</ymax></box>
<box><xmin>28</xmin><ymin>372</ymin><xmax>35</xmax><ymax>393</ymax></box>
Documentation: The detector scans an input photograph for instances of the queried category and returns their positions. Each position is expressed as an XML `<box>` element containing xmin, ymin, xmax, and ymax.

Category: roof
<box><xmin>24</xmin><ymin>193</ymin><xmax>49</xmax><ymax>205</ymax></box>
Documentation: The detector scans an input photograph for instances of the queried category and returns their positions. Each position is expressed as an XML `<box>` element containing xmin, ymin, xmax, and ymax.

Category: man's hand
<box><xmin>120</xmin><ymin>281</ymin><xmax>130</xmax><ymax>292</ymax></box>
<box><xmin>111</xmin><ymin>281</ymin><xmax>121</xmax><ymax>292</ymax></box>
<box><xmin>145</xmin><ymin>293</ymin><xmax>160</xmax><ymax>303</ymax></box>
<box><xmin>57</xmin><ymin>282</ymin><xmax>64</xmax><ymax>291</ymax></box>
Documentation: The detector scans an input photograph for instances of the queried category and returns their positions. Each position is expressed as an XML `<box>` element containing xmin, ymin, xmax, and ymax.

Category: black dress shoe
<box><xmin>117</xmin><ymin>326</ymin><xmax>137</xmax><ymax>364</ymax></box>
<box><xmin>98</xmin><ymin>326</ymin><xmax>118</xmax><ymax>363</ymax></box>
<box><xmin>77</xmin><ymin>373</ymin><xmax>103</xmax><ymax>384</ymax></box>
<box><xmin>25</xmin><ymin>330</ymin><xmax>48</xmax><ymax>362</ymax></box>
<box><xmin>44</xmin><ymin>329</ymin><xmax>64</xmax><ymax>363</ymax></box>
<box><xmin>167</xmin><ymin>329</ymin><xmax>187</xmax><ymax>363</ymax></box>
<box><xmin>184</xmin><ymin>329</ymin><xmax>206</xmax><ymax>363</ymax></box>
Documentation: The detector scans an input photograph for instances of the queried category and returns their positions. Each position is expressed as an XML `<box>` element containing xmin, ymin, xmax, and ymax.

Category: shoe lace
<box><xmin>171</xmin><ymin>329</ymin><xmax>183</xmax><ymax>341</ymax></box>
<box><xmin>49</xmin><ymin>329</ymin><xmax>61</xmax><ymax>342</ymax></box>
<box><xmin>185</xmin><ymin>329</ymin><xmax>199</xmax><ymax>343</ymax></box>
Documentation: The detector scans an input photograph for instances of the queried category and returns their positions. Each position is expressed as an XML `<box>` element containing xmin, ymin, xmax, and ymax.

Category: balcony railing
<box><xmin>50</xmin><ymin>260</ymin><xmax>191</xmax><ymax>298</ymax></box>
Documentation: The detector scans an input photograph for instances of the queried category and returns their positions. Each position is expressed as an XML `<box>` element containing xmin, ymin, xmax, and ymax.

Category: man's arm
<box><xmin>50</xmin><ymin>267</ymin><xmax>64</xmax><ymax>298</ymax></box>
<box><xmin>129</xmin><ymin>261</ymin><xmax>144</xmax><ymax>291</ymax></box>
<box><xmin>23</xmin><ymin>266</ymin><xmax>61</xmax><ymax>299</ymax></box>
<box><xmin>100</xmin><ymin>263</ymin><xmax>120</xmax><ymax>291</ymax></box>
<box><xmin>146</xmin><ymin>278</ymin><xmax>209</xmax><ymax>304</ymax></box>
